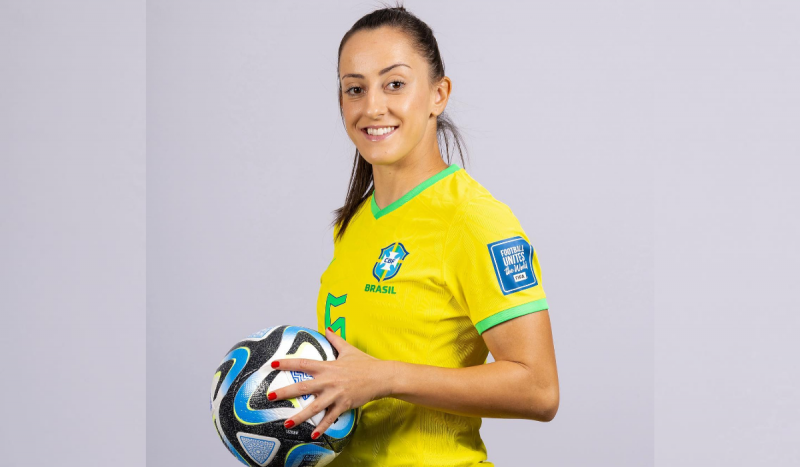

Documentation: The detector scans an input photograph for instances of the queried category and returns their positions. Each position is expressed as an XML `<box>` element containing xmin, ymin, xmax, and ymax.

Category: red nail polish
<box><xmin>327</xmin><ymin>327</ymin><xmax>333</xmax><ymax>332</ymax></box>
<box><xmin>271</xmin><ymin>360</ymin><xmax>280</xmax><ymax>369</ymax></box>
<box><xmin>311</xmin><ymin>432</ymin><xmax>320</xmax><ymax>440</ymax></box>
<box><xmin>284</xmin><ymin>420</ymin><xmax>294</xmax><ymax>429</ymax></box>
<box><xmin>267</xmin><ymin>392</ymin><xmax>276</xmax><ymax>401</ymax></box>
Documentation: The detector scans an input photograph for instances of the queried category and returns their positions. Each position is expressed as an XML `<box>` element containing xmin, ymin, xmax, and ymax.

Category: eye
<box><xmin>387</xmin><ymin>80</ymin><xmax>405</xmax><ymax>90</ymax></box>
<box><xmin>344</xmin><ymin>86</ymin><xmax>363</xmax><ymax>96</ymax></box>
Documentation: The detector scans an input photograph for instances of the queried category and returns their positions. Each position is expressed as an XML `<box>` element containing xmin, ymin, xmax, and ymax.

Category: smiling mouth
<box><xmin>362</xmin><ymin>126</ymin><xmax>398</xmax><ymax>136</ymax></box>
<box><xmin>361</xmin><ymin>126</ymin><xmax>398</xmax><ymax>141</ymax></box>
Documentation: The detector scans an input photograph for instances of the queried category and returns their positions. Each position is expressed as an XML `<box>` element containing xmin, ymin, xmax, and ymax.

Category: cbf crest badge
<box><xmin>373</xmin><ymin>242</ymin><xmax>410</xmax><ymax>282</ymax></box>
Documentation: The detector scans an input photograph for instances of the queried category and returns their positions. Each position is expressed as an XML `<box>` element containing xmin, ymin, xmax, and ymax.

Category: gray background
<box><xmin>0</xmin><ymin>0</ymin><xmax>146</xmax><ymax>465</ymax></box>
<box><xmin>1</xmin><ymin>0</ymin><xmax>798</xmax><ymax>466</ymax></box>
<box><xmin>652</xmin><ymin>2</ymin><xmax>800</xmax><ymax>465</ymax></box>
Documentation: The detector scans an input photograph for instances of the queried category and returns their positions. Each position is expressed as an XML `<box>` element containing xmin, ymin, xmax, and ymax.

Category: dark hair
<box><xmin>332</xmin><ymin>1</ymin><xmax>468</xmax><ymax>242</ymax></box>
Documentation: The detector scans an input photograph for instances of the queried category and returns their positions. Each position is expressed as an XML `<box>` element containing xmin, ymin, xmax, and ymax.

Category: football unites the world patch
<box><xmin>487</xmin><ymin>236</ymin><xmax>538</xmax><ymax>295</ymax></box>
<box><xmin>372</xmin><ymin>242</ymin><xmax>410</xmax><ymax>282</ymax></box>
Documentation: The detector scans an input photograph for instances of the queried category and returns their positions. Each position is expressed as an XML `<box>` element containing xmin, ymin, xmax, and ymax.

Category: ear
<box><xmin>431</xmin><ymin>76</ymin><xmax>452</xmax><ymax>118</ymax></box>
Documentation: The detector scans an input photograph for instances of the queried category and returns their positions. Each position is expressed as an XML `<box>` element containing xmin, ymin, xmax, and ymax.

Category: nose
<box><xmin>365</xmin><ymin>87</ymin><xmax>387</xmax><ymax>119</ymax></box>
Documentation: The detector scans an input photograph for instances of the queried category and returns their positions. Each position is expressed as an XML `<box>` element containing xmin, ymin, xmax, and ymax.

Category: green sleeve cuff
<box><xmin>474</xmin><ymin>298</ymin><xmax>549</xmax><ymax>335</ymax></box>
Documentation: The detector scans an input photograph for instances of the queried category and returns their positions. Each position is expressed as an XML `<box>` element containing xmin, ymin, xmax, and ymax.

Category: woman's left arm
<box><xmin>270</xmin><ymin>309</ymin><xmax>558</xmax><ymax>438</ymax></box>
<box><xmin>391</xmin><ymin>308</ymin><xmax>558</xmax><ymax>421</ymax></box>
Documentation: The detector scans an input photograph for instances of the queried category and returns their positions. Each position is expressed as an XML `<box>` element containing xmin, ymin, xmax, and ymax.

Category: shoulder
<box><xmin>450</xmin><ymin>170</ymin><xmax>519</xmax><ymax>229</ymax></box>
<box><xmin>332</xmin><ymin>196</ymin><xmax>372</xmax><ymax>247</ymax></box>
<box><xmin>442</xmin><ymin>170</ymin><xmax>526</xmax><ymax>249</ymax></box>
<box><xmin>425</xmin><ymin>166</ymin><xmax>509</xmax><ymax>219</ymax></box>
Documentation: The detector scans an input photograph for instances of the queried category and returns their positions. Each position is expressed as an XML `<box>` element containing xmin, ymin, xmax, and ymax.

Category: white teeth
<box><xmin>366</xmin><ymin>126</ymin><xmax>396</xmax><ymax>136</ymax></box>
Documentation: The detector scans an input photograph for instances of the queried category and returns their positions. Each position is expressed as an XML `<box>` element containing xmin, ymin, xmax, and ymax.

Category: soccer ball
<box><xmin>210</xmin><ymin>325</ymin><xmax>359</xmax><ymax>466</ymax></box>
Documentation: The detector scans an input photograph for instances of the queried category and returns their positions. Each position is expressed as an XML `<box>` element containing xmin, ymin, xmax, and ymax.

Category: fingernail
<box><xmin>311</xmin><ymin>431</ymin><xmax>320</xmax><ymax>440</ymax></box>
<box><xmin>271</xmin><ymin>360</ymin><xmax>280</xmax><ymax>369</ymax></box>
<box><xmin>327</xmin><ymin>327</ymin><xmax>333</xmax><ymax>332</ymax></box>
<box><xmin>284</xmin><ymin>420</ymin><xmax>294</xmax><ymax>429</ymax></box>
<box><xmin>267</xmin><ymin>392</ymin><xmax>276</xmax><ymax>401</ymax></box>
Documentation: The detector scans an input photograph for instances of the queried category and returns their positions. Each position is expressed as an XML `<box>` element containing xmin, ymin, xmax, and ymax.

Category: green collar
<box><xmin>370</xmin><ymin>164</ymin><xmax>461</xmax><ymax>220</ymax></box>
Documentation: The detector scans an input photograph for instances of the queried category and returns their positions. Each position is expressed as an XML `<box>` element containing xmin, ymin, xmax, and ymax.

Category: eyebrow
<box><xmin>340</xmin><ymin>63</ymin><xmax>411</xmax><ymax>80</ymax></box>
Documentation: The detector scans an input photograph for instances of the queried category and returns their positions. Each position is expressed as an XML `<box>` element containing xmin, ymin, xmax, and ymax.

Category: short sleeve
<box><xmin>443</xmin><ymin>196</ymin><xmax>548</xmax><ymax>334</ymax></box>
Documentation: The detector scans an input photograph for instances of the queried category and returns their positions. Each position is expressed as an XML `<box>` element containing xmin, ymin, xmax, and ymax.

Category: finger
<box><xmin>325</xmin><ymin>327</ymin><xmax>349</xmax><ymax>353</ymax></box>
<box><xmin>282</xmin><ymin>393</ymin><xmax>335</xmax><ymax>430</ymax></box>
<box><xmin>270</xmin><ymin>357</ymin><xmax>322</xmax><ymax>374</ymax></box>
<box><xmin>267</xmin><ymin>378</ymin><xmax>320</xmax><ymax>403</ymax></box>
<box><xmin>310</xmin><ymin>402</ymin><xmax>346</xmax><ymax>440</ymax></box>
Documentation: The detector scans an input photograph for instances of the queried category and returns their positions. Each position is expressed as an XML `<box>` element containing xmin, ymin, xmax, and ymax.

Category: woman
<box><xmin>268</xmin><ymin>5</ymin><xmax>559</xmax><ymax>466</ymax></box>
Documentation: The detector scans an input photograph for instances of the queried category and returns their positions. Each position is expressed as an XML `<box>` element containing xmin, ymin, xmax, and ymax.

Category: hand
<box><xmin>267</xmin><ymin>327</ymin><xmax>394</xmax><ymax>439</ymax></box>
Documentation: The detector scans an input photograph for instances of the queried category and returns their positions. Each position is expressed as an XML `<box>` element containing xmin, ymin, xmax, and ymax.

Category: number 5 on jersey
<box><xmin>324</xmin><ymin>293</ymin><xmax>347</xmax><ymax>340</ymax></box>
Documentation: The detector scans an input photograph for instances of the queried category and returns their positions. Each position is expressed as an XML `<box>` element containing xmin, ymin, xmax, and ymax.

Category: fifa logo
<box><xmin>372</xmin><ymin>242</ymin><xmax>410</xmax><ymax>282</ymax></box>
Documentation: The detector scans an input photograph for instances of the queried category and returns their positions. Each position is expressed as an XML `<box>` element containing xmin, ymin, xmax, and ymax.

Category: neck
<box><xmin>372</xmin><ymin>149</ymin><xmax>449</xmax><ymax>210</ymax></box>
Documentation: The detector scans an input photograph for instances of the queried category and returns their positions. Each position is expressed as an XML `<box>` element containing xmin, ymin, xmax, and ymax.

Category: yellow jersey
<box><xmin>316</xmin><ymin>163</ymin><xmax>548</xmax><ymax>466</ymax></box>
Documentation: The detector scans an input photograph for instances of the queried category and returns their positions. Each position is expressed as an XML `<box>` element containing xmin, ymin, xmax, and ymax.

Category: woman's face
<box><xmin>338</xmin><ymin>27</ymin><xmax>447</xmax><ymax>167</ymax></box>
